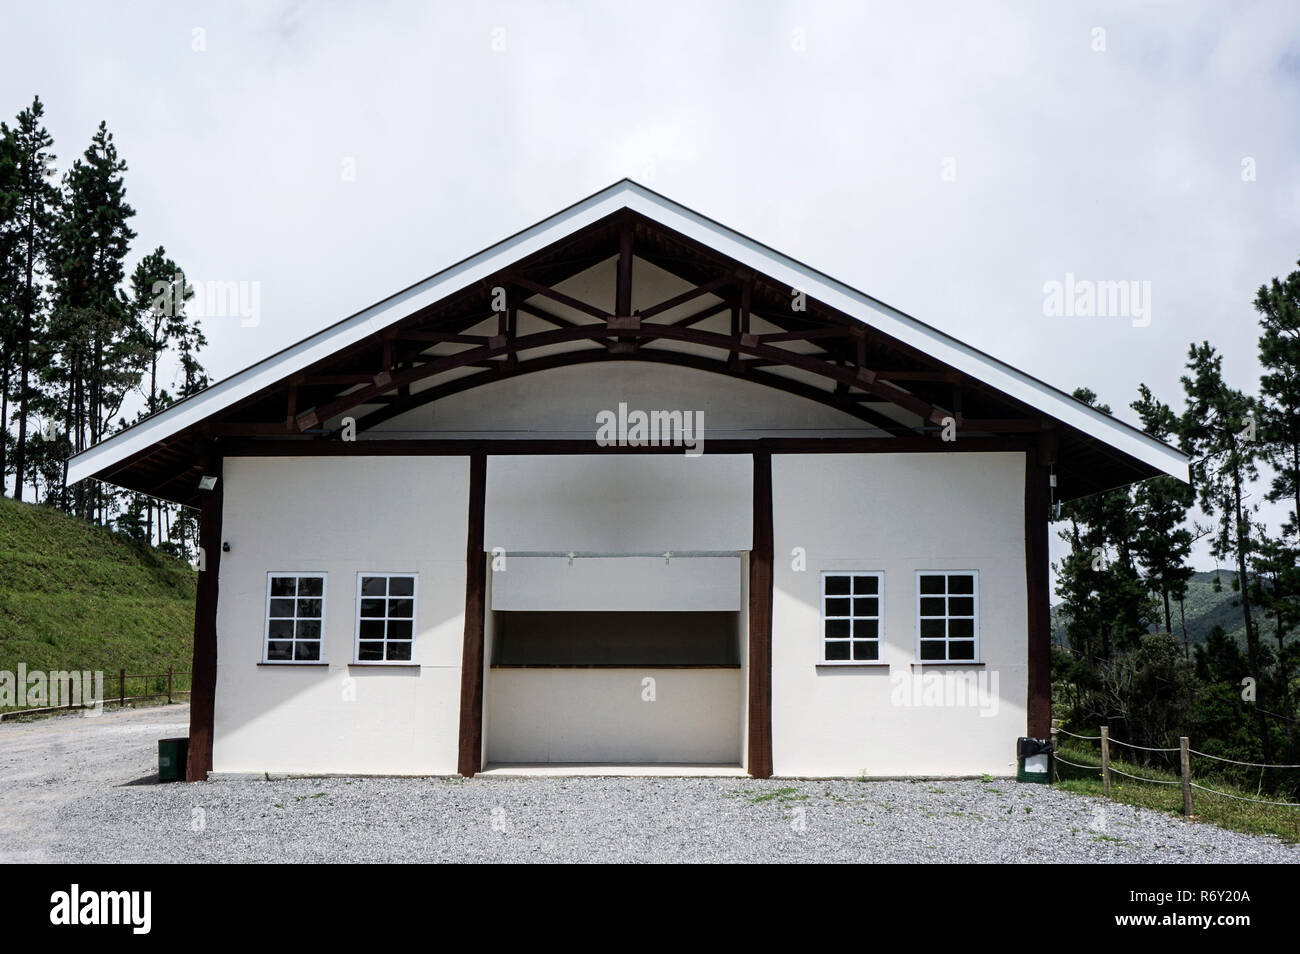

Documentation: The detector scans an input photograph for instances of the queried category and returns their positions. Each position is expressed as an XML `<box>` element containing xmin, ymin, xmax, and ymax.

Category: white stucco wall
<box><xmin>208</xmin><ymin>445</ymin><xmax>1030</xmax><ymax>777</ymax></box>
<box><xmin>212</xmin><ymin>456</ymin><xmax>469</xmax><ymax>775</ymax></box>
<box><xmin>770</xmin><ymin>452</ymin><xmax>1028</xmax><ymax>777</ymax></box>
<box><xmin>486</xmin><ymin>454</ymin><xmax>751</xmax><ymax>552</ymax></box>
<box><xmin>486</xmin><ymin>668</ymin><xmax>742</xmax><ymax>764</ymax></box>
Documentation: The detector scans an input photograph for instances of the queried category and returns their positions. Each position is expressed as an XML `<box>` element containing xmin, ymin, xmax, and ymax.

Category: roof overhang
<box><xmin>68</xmin><ymin>180</ymin><xmax>1189</xmax><ymax>503</ymax></box>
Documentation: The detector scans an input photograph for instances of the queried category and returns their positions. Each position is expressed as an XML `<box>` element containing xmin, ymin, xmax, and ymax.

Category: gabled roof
<box><xmin>68</xmin><ymin>179</ymin><xmax>1188</xmax><ymax>501</ymax></box>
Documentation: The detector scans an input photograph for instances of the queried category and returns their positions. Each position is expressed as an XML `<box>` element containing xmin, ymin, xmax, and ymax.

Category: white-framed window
<box><xmin>264</xmin><ymin>573</ymin><xmax>327</xmax><ymax>663</ymax></box>
<box><xmin>354</xmin><ymin>573</ymin><xmax>418</xmax><ymax>663</ymax></box>
<box><xmin>916</xmin><ymin>570</ymin><xmax>979</xmax><ymax>662</ymax></box>
<box><xmin>821</xmin><ymin>571</ymin><xmax>883</xmax><ymax>663</ymax></box>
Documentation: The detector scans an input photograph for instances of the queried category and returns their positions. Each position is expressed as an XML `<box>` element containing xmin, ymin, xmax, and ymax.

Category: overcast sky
<box><xmin>3</xmin><ymin>1</ymin><xmax>1298</xmax><ymax>567</ymax></box>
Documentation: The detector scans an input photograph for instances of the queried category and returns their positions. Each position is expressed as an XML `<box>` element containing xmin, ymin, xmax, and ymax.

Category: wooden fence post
<box><xmin>167</xmin><ymin>666</ymin><xmax>173</xmax><ymax>705</ymax></box>
<box><xmin>1050</xmin><ymin>720</ymin><xmax>1059</xmax><ymax>783</ymax></box>
<box><xmin>1180</xmin><ymin>736</ymin><xmax>1194</xmax><ymax>818</ymax></box>
<box><xmin>118</xmin><ymin>668</ymin><xmax>125</xmax><ymax>709</ymax></box>
<box><xmin>1100</xmin><ymin>725</ymin><xmax>1112</xmax><ymax>797</ymax></box>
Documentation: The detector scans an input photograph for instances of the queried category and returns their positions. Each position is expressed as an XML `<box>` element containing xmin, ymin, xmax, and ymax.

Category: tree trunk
<box><xmin>0</xmin><ymin>358</ymin><xmax>9</xmax><ymax>496</ymax></box>
<box><xmin>1178</xmin><ymin>595</ymin><xmax>1189</xmax><ymax>660</ymax></box>
<box><xmin>1233</xmin><ymin>465</ymin><xmax>1276</xmax><ymax>788</ymax></box>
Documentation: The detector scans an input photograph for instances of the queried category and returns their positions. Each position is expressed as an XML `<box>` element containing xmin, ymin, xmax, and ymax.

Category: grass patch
<box><xmin>0</xmin><ymin>498</ymin><xmax>195</xmax><ymax>711</ymax></box>
<box><xmin>749</xmin><ymin>786</ymin><xmax>807</xmax><ymax>804</ymax></box>
<box><xmin>1055</xmin><ymin>741</ymin><xmax>1300</xmax><ymax>844</ymax></box>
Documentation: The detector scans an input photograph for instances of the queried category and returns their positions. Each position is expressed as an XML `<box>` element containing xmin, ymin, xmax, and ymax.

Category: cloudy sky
<box><xmin>3</xmin><ymin>0</ymin><xmax>1298</xmax><ymax>564</ymax></box>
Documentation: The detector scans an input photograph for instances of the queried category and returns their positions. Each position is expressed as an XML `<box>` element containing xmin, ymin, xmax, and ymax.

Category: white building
<box><xmin>68</xmin><ymin>182</ymin><xmax>1189</xmax><ymax>780</ymax></box>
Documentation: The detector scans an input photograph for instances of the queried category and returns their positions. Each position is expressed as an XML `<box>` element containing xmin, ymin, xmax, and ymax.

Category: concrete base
<box><xmin>480</xmin><ymin>762</ymin><xmax>747</xmax><ymax>777</ymax></box>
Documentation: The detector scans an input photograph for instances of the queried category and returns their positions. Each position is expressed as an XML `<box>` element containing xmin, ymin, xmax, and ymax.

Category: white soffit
<box><xmin>67</xmin><ymin>180</ymin><xmax>1189</xmax><ymax>486</ymax></box>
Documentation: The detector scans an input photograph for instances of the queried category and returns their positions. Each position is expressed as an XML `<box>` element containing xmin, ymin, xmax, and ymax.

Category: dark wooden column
<box><xmin>457</xmin><ymin>451</ymin><xmax>488</xmax><ymax>776</ymax></box>
<box><xmin>186</xmin><ymin>453</ymin><xmax>223</xmax><ymax>782</ymax></box>
<box><xmin>748</xmin><ymin>450</ymin><xmax>774</xmax><ymax>778</ymax></box>
<box><xmin>1024</xmin><ymin>442</ymin><xmax>1052</xmax><ymax>738</ymax></box>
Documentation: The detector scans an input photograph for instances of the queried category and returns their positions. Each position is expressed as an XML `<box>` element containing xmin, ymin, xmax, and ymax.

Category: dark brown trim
<box><xmin>185</xmin><ymin>454</ymin><xmax>222</xmax><ymax>782</ymax></box>
<box><xmin>748</xmin><ymin>450</ymin><xmax>774</xmax><ymax>779</ymax></box>
<box><xmin>1025</xmin><ymin>445</ymin><xmax>1052</xmax><ymax>738</ymax></box>
<box><xmin>457</xmin><ymin>451</ymin><xmax>488</xmax><ymax>777</ymax></box>
<box><xmin>219</xmin><ymin>436</ymin><xmax>1032</xmax><ymax>458</ymax></box>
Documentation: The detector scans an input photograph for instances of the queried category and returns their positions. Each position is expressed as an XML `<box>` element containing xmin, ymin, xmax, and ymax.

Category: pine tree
<box><xmin>1252</xmin><ymin>267</ymin><xmax>1300</xmax><ymax>741</ymax></box>
<box><xmin>49</xmin><ymin>121</ymin><xmax>137</xmax><ymax>521</ymax></box>
<box><xmin>1179</xmin><ymin>341</ymin><xmax>1277</xmax><ymax>780</ymax></box>
<box><xmin>1130</xmin><ymin>384</ymin><xmax>1196</xmax><ymax>653</ymax></box>
<box><xmin>1054</xmin><ymin>389</ymin><xmax>1154</xmax><ymax>667</ymax></box>
<box><xmin>0</xmin><ymin>121</ymin><xmax>18</xmax><ymax>495</ymax></box>
<box><xmin>127</xmin><ymin>248</ymin><xmax>192</xmax><ymax>543</ymax></box>
<box><xmin>1</xmin><ymin>98</ymin><xmax>59</xmax><ymax>502</ymax></box>
<box><xmin>1256</xmin><ymin>260</ymin><xmax>1300</xmax><ymax>538</ymax></box>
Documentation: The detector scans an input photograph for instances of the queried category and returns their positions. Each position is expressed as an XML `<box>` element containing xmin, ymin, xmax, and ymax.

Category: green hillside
<box><xmin>1053</xmin><ymin>569</ymin><xmax>1280</xmax><ymax>651</ymax></box>
<box><xmin>0</xmin><ymin>496</ymin><xmax>196</xmax><ymax>700</ymax></box>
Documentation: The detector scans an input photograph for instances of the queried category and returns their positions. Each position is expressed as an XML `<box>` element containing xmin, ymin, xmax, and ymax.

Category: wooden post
<box><xmin>118</xmin><ymin>668</ymin><xmax>125</xmax><ymax>708</ymax></box>
<box><xmin>1050</xmin><ymin>720</ymin><xmax>1059</xmax><ymax>783</ymax></box>
<box><xmin>167</xmin><ymin>666</ymin><xmax>173</xmax><ymax>705</ymax></box>
<box><xmin>1100</xmin><ymin>726</ymin><xmax>1112</xmax><ymax>797</ymax></box>
<box><xmin>1180</xmin><ymin>736</ymin><xmax>1194</xmax><ymax>818</ymax></box>
<box><xmin>1024</xmin><ymin>442</ymin><xmax>1052</xmax><ymax>737</ymax></box>
<box><xmin>748</xmin><ymin>449</ymin><xmax>774</xmax><ymax>779</ymax></box>
<box><xmin>186</xmin><ymin>451</ymin><xmax>223</xmax><ymax>782</ymax></box>
<box><xmin>457</xmin><ymin>450</ymin><xmax>487</xmax><ymax>777</ymax></box>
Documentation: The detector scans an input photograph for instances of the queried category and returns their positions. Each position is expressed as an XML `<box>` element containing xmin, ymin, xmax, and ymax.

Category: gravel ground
<box><xmin>3</xmin><ymin>703</ymin><xmax>1298</xmax><ymax>863</ymax></box>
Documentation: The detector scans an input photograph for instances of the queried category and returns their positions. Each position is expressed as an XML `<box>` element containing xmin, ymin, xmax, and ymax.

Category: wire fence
<box><xmin>0</xmin><ymin>667</ymin><xmax>192</xmax><ymax>720</ymax></box>
<box><xmin>1051</xmin><ymin>723</ymin><xmax>1300</xmax><ymax>813</ymax></box>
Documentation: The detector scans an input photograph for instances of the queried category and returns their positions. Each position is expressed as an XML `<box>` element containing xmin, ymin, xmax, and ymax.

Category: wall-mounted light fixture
<box><xmin>197</xmin><ymin>474</ymin><xmax>218</xmax><ymax>492</ymax></box>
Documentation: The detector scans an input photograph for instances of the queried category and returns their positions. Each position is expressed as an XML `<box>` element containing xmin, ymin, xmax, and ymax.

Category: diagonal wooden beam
<box><xmin>510</xmin><ymin>276</ymin><xmax>610</xmax><ymax>321</ymax></box>
<box><xmin>636</xmin><ymin>275</ymin><xmax>731</xmax><ymax>320</ymax></box>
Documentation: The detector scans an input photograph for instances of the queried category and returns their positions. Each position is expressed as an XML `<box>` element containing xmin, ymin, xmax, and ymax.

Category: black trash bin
<box><xmin>158</xmin><ymin>737</ymin><xmax>189</xmax><ymax>783</ymax></box>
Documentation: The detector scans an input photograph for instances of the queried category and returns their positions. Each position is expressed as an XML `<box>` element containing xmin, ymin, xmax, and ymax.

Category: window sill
<box><xmin>257</xmin><ymin>662</ymin><xmax>329</xmax><ymax>667</ymax></box>
<box><xmin>816</xmin><ymin>662</ymin><xmax>889</xmax><ymax>668</ymax></box>
<box><xmin>348</xmin><ymin>663</ymin><xmax>421</xmax><ymax>669</ymax></box>
<box><xmin>911</xmin><ymin>661</ymin><xmax>985</xmax><ymax>668</ymax></box>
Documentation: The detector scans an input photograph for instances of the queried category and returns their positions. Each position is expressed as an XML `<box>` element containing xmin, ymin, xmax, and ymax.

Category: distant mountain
<box><xmin>1052</xmin><ymin>569</ymin><xmax>1284</xmax><ymax>652</ymax></box>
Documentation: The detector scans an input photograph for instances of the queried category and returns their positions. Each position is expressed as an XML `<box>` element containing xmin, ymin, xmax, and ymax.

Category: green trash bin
<box><xmin>158</xmin><ymin>737</ymin><xmax>189</xmax><ymax>783</ymax></box>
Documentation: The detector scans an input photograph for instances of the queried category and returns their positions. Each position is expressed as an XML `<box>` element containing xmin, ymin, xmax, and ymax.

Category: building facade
<box><xmin>68</xmin><ymin>182</ymin><xmax>1188</xmax><ymax>779</ymax></box>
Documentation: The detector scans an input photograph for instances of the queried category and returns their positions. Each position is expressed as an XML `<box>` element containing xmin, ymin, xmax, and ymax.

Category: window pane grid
<box><xmin>265</xmin><ymin>574</ymin><xmax>326</xmax><ymax>663</ymax></box>
<box><xmin>917</xmin><ymin>572</ymin><xmax>978</xmax><ymax>662</ymax></box>
<box><xmin>822</xmin><ymin>572</ymin><xmax>882</xmax><ymax>663</ymax></box>
<box><xmin>356</xmin><ymin>574</ymin><xmax>418</xmax><ymax>663</ymax></box>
